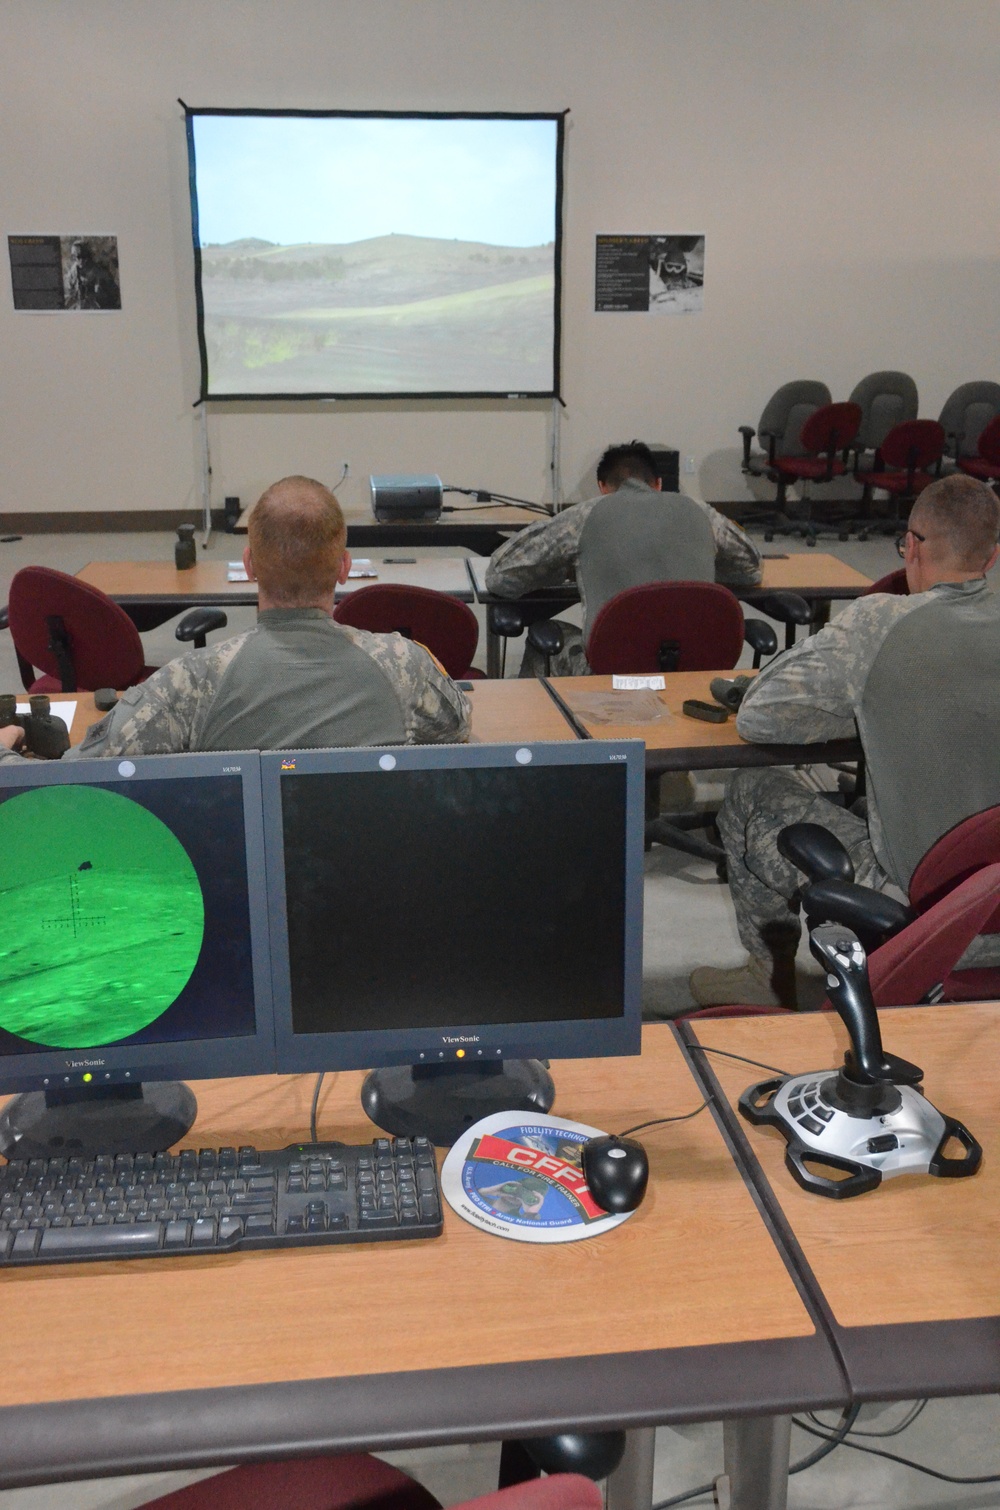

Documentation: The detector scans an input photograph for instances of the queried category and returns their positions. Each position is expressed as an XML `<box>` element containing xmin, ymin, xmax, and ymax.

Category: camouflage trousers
<box><xmin>718</xmin><ymin>767</ymin><xmax>892</xmax><ymax>961</ymax></box>
<box><xmin>518</xmin><ymin>621</ymin><xmax>590</xmax><ymax>678</ymax></box>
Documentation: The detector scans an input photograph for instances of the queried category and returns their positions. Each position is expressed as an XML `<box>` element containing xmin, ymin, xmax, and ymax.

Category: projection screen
<box><xmin>185</xmin><ymin>109</ymin><xmax>564</xmax><ymax>401</ymax></box>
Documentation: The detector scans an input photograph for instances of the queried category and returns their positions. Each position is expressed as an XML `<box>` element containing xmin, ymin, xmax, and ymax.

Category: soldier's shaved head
<box><xmin>909</xmin><ymin>474</ymin><xmax>1000</xmax><ymax>575</ymax></box>
<box><xmin>247</xmin><ymin>476</ymin><xmax>348</xmax><ymax>608</ymax></box>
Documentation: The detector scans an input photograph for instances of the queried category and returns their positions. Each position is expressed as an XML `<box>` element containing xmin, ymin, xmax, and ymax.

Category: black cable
<box><xmin>309</xmin><ymin>1072</ymin><xmax>324</xmax><ymax>1143</ymax></box>
<box><xmin>619</xmin><ymin>1102</ymin><xmax>710</xmax><ymax>1137</ymax></box>
<box><xmin>697</xmin><ymin>1044</ymin><xmax>790</xmax><ymax>1077</ymax></box>
<box><xmin>650</xmin><ymin>1405</ymin><xmax>861</xmax><ymax>1509</ymax></box>
<box><xmin>791</xmin><ymin>1415</ymin><xmax>1000</xmax><ymax>1484</ymax></box>
<box><xmin>807</xmin><ymin>1399</ymin><xmax>927</xmax><ymax>1438</ymax></box>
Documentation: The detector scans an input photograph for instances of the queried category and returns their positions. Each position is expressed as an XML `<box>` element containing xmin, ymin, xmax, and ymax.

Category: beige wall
<box><xmin>1</xmin><ymin>0</ymin><xmax>997</xmax><ymax>517</ymax></box>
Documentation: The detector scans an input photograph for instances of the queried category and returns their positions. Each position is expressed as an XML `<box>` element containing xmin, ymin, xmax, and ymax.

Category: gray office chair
<box><xmin>842</xmin><ymin>371</ymin><xmax>919</xmax><ymax>537</ymax></box>
<box><xmin>938</xmin><ymin>382</ymin><xmax>1000</xmax><ymax>466</ymax></box>
<box><xmin>738</xmin><ymin>379</ymin><xmax>831</xmax><ymax>531</ymax></box>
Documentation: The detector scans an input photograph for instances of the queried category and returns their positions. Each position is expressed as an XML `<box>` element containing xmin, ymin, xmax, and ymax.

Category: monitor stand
<box><xmin>361</xmin><ymin>1059</ymin><xmax>555</xmax><ymax>1147</ymax></box>
<box><xmin>0</xmin><ymin>1082</ymin><xmax>198</xmax><ymax>1160</ymax></box>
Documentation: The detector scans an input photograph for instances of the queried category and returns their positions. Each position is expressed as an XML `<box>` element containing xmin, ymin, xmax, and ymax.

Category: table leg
<box><xmin>718</xmin><ymin>1414</ymin><xmax>791</xmax><ymax>1510</ymax></box>
<box><xmin>606</xmin><ymin>1426</ymin><xmax>656</xmax><ymax>1510</ymax></box>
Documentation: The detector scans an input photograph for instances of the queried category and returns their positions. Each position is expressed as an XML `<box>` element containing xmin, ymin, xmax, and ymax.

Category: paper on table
<box><xmin>227</xmin><ymin>561</ymin><xmax>250</xmax><ymax>582</ymax></box>
<box><xmin>568</xmin><ymin>690</ymin><xmax>670</xmax><ymax>725</ymax></box>
<box><xmin>612</xmin><ymin>674</ymin><xmax>665</xmax><ymax>690</ymax></box>
<box><xmin>16</xmin><ymin>701</ymin><xmax>77</xmax><ymax>727</ymax></box>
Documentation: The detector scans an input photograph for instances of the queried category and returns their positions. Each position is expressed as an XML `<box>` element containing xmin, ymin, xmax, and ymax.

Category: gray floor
<box><xmin>0</xmin><ymin>526</ymin><xmax>997</xmax><ymax>1509</ymax></box>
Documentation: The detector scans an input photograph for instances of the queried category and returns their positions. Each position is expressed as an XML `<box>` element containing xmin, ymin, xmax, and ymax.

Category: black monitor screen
<box><xmin>0</xmin><ymin>753</ymin><xmax>274</xmax><ymax>1093</ymax></box>
<box><xmin>264</xmin><ymin>742</ymin><xmax>644</xmax><ymax>1073</ymax></box>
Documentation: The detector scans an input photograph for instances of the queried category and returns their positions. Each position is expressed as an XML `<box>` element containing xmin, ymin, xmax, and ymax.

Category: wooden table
<box><xmin>467</xmin><ymin>555</ymin><xmax>874</xmax><ymax>674</ymax></box>
<box><xmin>0</xmin><ymin>1027</ymin><xmax>845</xmax><ymax>1488</ymax></box>
<box><xmin>76</xmin><ymin>558</ymin><xmax>477</xmax><ymax>632</ymax></box>
<box><xmin>544</xmin><ymin>673</ymin><xmax>861</xmax><ymax>774</ymax></box>
<box><xmin>681</xmin><ymin>1004</ymin><xmax>1000</xmax><ymax>1402</ymax></box>
<box><xmin>235</xmin><ymin>503</ymin><xmax>544</xmax><ymax>555</ymax></box>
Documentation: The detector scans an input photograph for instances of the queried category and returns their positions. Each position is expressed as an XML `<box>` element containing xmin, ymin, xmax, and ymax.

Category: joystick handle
<box><xmin>808</xmin><ymin>923</ymin><xmax>922</xmax><ymax>1086</ymax></box>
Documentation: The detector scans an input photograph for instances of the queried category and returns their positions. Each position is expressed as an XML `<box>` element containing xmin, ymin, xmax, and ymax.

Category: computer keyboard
<box><xmin>0</xmin><ymin>1137</ymin><xmax>443</xmax><ymax>1266</ymax></box>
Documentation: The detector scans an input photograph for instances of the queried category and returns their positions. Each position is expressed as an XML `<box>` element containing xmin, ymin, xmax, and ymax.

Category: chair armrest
<box><xmin>738</xmin><ymin>425</ymin><xmax>756</xmax><ymax>470</ymax></box>
<box><xmin>800</xmin><ymin>877</ymin><xmax>914</xmax><ymax>953</ymax></box>
<box><xmin>0</xmin><ymin>605</ymin><xmax>7</xmax><ymax>632</ymax></box>
<box><xmin>751</xmin><ymin>591</ymin><xmax>813</xmax><ymax>626</ymax></box>
<box><xmin>527</xmin><ymin>620</ymin><xmax>565</xmax><ymax>657</ymax></box>
<box><xmin>759</xmin><ymin>429</ymin><xmax>779</xmax><ymax>465</ymax></box>
<box><xmin>487</xmin><ymin>603</ymin><xmax>526</xmax><ymax>639</ymax></box>
<box><xmin>743</xmin><ymin>617</ymin><xmax>777</xmax><ymax>667</ymax></box>
<box><xmin>176</xmin><ymin>606</ymin><xmax>228</xmax><ymax>649</ymax></box>
<box><xmin>779</xmin><ymin>821</ymin><xmax>855</xmax><ymax>882</ymax></box>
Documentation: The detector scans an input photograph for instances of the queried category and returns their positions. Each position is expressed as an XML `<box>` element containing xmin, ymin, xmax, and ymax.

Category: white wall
<box><xmin>1</xmin><ymin>0</ymin><xmax>997</xmax><ymax>517</ymax></box>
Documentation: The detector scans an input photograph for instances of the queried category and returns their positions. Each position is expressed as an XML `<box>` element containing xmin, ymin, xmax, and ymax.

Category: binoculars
<box><xmin>0</xmin><ymin>694</ymin><xmax>70</xmax><ymax>759</ymax></box>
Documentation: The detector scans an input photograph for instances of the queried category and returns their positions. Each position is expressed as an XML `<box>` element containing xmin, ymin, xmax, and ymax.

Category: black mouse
<box><xmin>581</xmin><ymin>1135</ymin><xmax>649</xmax><ymax>1214</ymax></box>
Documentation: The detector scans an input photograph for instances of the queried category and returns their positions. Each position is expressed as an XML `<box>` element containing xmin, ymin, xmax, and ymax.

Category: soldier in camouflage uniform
<box><xmin>0</xmin><ymin>476</ymin><xmax>470</xmax><ymax>762</ymax></box>
<box><xmin>690</xmin><ymin>474</ymin><xmax>1000</xmax><ymax>1009</ymax></box>
<box><xmin>485</xmin><ymin>440</ymin><xmax>762</xmax><ymax>676</ymax></box>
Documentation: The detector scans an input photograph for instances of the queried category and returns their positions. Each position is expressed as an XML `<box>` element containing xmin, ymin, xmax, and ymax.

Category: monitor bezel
<box><xmin>0</xmin><ymin>751</ymin><xmax>276</xmax><ymax>1096</ymax></box>
<box><xmin>261</xmin><ymin>740</ymin><xmax>645</xmax><ymax>1075</ymax></box>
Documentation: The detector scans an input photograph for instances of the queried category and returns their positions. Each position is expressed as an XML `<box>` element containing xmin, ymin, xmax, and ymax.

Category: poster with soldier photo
<box><xmin>441</xmin><ymin>1109</ymin><xmax>634</xmax><ymax>1243</ymax></box>
<box><xmin>595</xmin><ymin>234</ymin><xmax>704</xmax><ymax>314</ymax></box>
<box><xmin>8</xmin><ymin>235</ymin><xmax>121</xmax><ymax>311</ymax></box>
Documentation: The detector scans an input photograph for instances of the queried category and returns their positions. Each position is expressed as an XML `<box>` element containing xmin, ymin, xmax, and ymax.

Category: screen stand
<box><xmin>0</xmin><ymin>1082</ymin><xmax>198</xmax><ymax>1160</ymax></box>
<box><xmin>361</xmin><ymin>1060</ymin><xmax>555</xmax><ymax>1147</ymax></box>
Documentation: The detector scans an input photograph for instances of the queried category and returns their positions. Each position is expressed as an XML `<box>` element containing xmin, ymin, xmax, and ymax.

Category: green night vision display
<box><xmin>0</xmin><ymin>786</ymin><xmax>205</xmax><ymax>1048</ymax></box>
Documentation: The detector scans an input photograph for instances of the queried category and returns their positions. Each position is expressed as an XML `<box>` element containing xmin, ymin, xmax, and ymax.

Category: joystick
<box><xmin>738</xmin><ymin>923</ymin><xmax>981</xmax><ymax>1198</ymax></box>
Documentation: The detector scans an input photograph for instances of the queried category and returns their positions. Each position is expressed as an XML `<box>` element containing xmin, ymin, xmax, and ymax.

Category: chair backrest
<box><xmin>849</xmin><ymin>864</ymin><xmax>1000</xmax><ymax>1008</ymax></box>
<box><xmin>938</xmin><ymin>381</ymin><xmax>1000</xmax><ymax>457</ymax></box>
<box><xmin>757</xmin><ymin>380</ymin><xmax>832</xmax><ymax>457</ymax></box>
<box><xmin>7</xmin><ymin>565</ymin><xmax>146</xmax><ymax>691</ymax></box>
<box><xmin>909</xmin><ymin>803</ymin><xmax>1000</xmax><ymax>934</ymax></box>
<box><xmin>863</xmin><ymin>568</ymin><xmax>909</xmax><ymax>596</ymax></box>
<box><xmin>848</xmin><ymin>371</ymin><xmax>919</xmax><ymax>452</ymax></box>
<box><xmin>332</xmin><ymin>583</ymin><xmax>478</xmax><ymax>679</ymax></box>
<box><xmin>798</xmin><ymin>402</ymin><xmax>862</xmax><ymax>456</ymax></box>
<box><xmin>974</xmin><ymin>412</ymin><xmax>1000</xmax><ymax>466</ymax></box>
<box><xmin>586</xmin><ymin>581</ymin><xmax>745</xmax><ymax>674</ymax></box>
<box><xmin>878</xmin><ymin>419</ymin><xmax>945</xmax><ymax>471</ymax></box>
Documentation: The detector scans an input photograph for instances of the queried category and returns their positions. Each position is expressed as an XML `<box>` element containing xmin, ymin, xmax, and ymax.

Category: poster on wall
<box><xmin>8</xmin><ymin>235</ymin><xmax>121</xmax><ymax>311</ymax></box>
<box><xmin>595</xmin><ymin>235</ymin><xmax>704</xmax><ymax>314</ymax></box>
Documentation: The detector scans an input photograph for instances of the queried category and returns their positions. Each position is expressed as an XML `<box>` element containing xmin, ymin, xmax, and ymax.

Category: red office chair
<box><xmin>137</xmin><ymin>1459</ymin><xmax>603</xmax><ymax>1510</ymax></box>
<box><xmin>588</xmin><ymin>581</ymin><xmax>746</xmax><ymax>672</ymax></box>
<box><xmin>764</xmin><ymin>401</ymin><xmax>862</xmax><ymax>544</ymax></box>
<box><xmin>1</xmin><ymin>566</ymin><xmax>159</xmax><ymax>692</ymax></box>
<box><xmin>679</xmin><ymin>862</ymin><xmax>1000</xmax><ymax>1019</ymax></box>
<box><xmin>334</xmin><ymin>584</ymin><xmax>483</xmax><ymax>680</ymax></box>
<box><xmin>863</xmin><ymin>568</ymin><xmax>908</xmax><ymax>596</ymax></box>
<box><xmin>957</xmin><ymin>412</ymin><xmax>1000</xmax><ymax>490</ymax></box>
<box><xmin>854</xmin><ymin>420</ymin><xmax>946</xmax><ymax>540</ymax></box>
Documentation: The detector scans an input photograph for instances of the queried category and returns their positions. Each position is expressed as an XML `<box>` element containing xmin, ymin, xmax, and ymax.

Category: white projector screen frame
<box><xmin>184</xmin><ymin>107</ymin><xmax>565</xmax><ymax>402</ymax></box>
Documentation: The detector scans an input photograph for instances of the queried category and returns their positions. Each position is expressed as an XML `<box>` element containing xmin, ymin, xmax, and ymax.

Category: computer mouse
<box><xmin>581</xmin><ymin>1135</ymin><xmax>649</xmax><ymax>1214</ymax></box>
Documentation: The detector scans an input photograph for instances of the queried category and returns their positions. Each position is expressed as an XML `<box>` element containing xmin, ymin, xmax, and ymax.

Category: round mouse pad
<box><xmin>0</xmin><ymin>784</ymin><xmax>205</xmax><ymax>1049</ymax></box>
<box><xmin>441</xmin><ymin>1110</ymin><xmax>636</xmax><ymax>1243</ymax></box>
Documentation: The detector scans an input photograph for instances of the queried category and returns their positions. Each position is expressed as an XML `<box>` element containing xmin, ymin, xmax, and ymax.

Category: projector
<box><xmin>370</xmin><ymin>474</ymin><xmax>443</xmax><ymax>524</ymax></box>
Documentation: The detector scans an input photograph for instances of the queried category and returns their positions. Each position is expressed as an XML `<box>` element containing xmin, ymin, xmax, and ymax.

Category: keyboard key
<box><xmin>190</xmin><ymin>1219</ymin><xmax>217</xmax><ymax>1246</ymax></box>
<box><xmin>11</xmin><ymin>1230</ymin><xmax>41</xmax><ymax>1258</ymax></box>
<box><xmin>163</xmin><ymin>1221</ymin><xmax>191</xmax><ymax>1249</ymax></box>
<box><xmin>40</xmin><ymin>1223</ymin><xmax>162</xmax><ymax>1257</ymax></box>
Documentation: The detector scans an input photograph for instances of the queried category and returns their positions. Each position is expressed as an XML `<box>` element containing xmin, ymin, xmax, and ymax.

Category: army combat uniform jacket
<box><xmin>485</xmin><ymin>480</ymin><xmax>763</xmax><ymax>627</ymax></box>
<box><xmin>0</xmin><ymin>609</ymin><xmax>471</xmax><ymax>763</ymax></box>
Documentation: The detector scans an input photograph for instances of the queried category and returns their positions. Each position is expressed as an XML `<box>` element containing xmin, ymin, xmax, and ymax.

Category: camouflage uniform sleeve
<box><xmin>483</xmin><ymin>502</ymin><xmax>592</xmax><ymax>598</ymax></box>
<box><xmin>735</xmin><ymin>593</ymin><xmax>926</xmax><ymax>743</ymax></box>
<box><xmin>339</xmin><ymin>626</ymin><xmax>472</xmax><ymax>744</ymax></box>
<box><xmin>694</xmin><ymin>499</ymin><xmax>763</xmax><ymax>586</ymax></box>
<box><xmin>62</xmin><ymin>632</ymin><xmax>253</xmax><ymax>759</ymax></box>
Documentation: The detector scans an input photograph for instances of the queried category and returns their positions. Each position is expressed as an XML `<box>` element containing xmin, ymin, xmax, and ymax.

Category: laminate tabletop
<box><xmin>76</xmin><ymin>557</ymin><xmax>476</xmax><ymax>604</ymax></box>
<box><xmin>682</xmin><ymin>1004</ymin><xmax>1000</xmax><ymax>1400</ymax></box>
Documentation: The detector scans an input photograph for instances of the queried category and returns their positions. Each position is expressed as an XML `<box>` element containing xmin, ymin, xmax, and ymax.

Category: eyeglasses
<box><xmin>895</xmin><ymin>528</ymin><xmax>926</xmax><ymax>559</ymax></box>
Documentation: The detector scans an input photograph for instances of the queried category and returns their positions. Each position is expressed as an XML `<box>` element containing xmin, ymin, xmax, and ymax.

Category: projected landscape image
<box><xmin>0</xmin><ymin>786</ymin><xmax>205</xmax><ymax>1049</ymax></box>
<box><xmin>190</xmin><ymin>115</ymin><xmax>559</xmax><ymax>395</ymax></box>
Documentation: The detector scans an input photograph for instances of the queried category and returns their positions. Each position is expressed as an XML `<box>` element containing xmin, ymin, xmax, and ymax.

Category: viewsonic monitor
<box><xmin>262</xmin><ymin>740</ymin><xmax>644</xmax><ymax>1145</ymax></box>
<box><xmin>0</xmin><ymin>753</ymin><xmax>274</xmax><ymax>1158</ymax></box>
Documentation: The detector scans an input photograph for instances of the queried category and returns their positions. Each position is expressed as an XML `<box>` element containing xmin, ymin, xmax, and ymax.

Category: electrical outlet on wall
<box><xmin>684</xmin><ymin>456</ymin><xmax>696</xmax><ymax>474</ymax></box>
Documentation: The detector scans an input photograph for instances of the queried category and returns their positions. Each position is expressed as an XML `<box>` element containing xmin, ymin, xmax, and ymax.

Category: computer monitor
<box><xmin>261</xmin><ymin>740</ymin><xmax>644</xmax><ymax>1144</ymax></box>
<box><xmin>0</xmin><ymin>752</ymin><xmax>274</xmax><ymax>1158</ymax></box>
